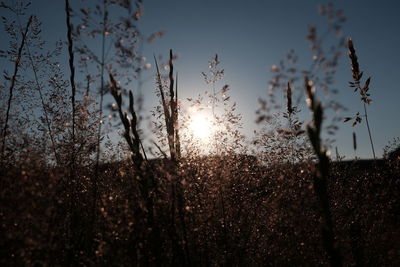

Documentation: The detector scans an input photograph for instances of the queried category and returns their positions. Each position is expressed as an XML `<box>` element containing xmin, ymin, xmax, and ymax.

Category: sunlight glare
<box><xmin>189</xmin><ymin>114</ymin><xmax>213</xmax><ymax>141</ymax></box>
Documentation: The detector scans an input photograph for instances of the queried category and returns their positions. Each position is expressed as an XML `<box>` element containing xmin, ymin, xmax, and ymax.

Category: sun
<box><xmin>189</xmin><ymin>113</ymin><xmax>213</xmax><ymax>141</ymax></box>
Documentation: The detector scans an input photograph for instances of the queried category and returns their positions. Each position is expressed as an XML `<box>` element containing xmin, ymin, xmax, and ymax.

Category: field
<box><xmin>1</xmin><ymin>1</ymin><xmax>399</xmax><ymax>266</ymax></box>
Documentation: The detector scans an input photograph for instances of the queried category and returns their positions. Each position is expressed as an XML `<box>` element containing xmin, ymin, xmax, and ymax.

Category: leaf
<box><xmin>129</xmin><ymin>90</ymin><xmax>135</xmax><ymax>115</ymax></box>
<box><xmin>344</xmin><ymin>117</ymin><xmax>352</xmax><ymax>122</ymax></box>
<box><xmin>80</xmin><ymin>8</ymin><xmax>89</xmax><ymax>16</ymax></box>
<box><xmin>364</xmin><ymin>77</ymin><xmax>371</xmax><ymax>87</ymax></box>
<box><xmin>221</xmin><ymin>84</ymin><xmax>229</xmax><ymax>93</ymax></box>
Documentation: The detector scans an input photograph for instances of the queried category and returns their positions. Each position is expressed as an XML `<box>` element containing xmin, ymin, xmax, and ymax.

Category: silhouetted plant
<box><xmin>305</xmin><ymin>76</ymin><xmax>342</xmax><ymax>267</ymax></box>
<box><xmin>254</xmin><ymin>82</ymin><xmax>312</xmax><ymax>165</ymax></box>
<box><xmin>258</xmin><ymin>3</ymin><xmax>347</xmax><ymax>142</ymax></box>
<box><xmin>0</xmin><ymin>1</ymin><xmax>398</xmax><ymax>266</ymax></box>
<box><xmin>201</xmin><ymin>54</ymin><xmax>244</xmax><ymax>154</ymax></box>
<box><xmin>109</xmin><ymin>72</ymin><xmax>163</xmax><ymax>265</ymax></box>
<box><xmin>154</xmin><ymin>49</ymin><xmax>181</xmax><ymax>161</ymax></box>
<box><xmin>1</xmin><ymin>14</ymin><xmax>32</xmax><ymax>164</ymax></box>
<box><xmin>353</xmin><ymin>131</ymin><xmax>357</xmax><ymax>159</ymax></box>
<box><xmin>344</xmin><ymin>38</ymin><xmax>376</xmax><ymax>159</ymax></box>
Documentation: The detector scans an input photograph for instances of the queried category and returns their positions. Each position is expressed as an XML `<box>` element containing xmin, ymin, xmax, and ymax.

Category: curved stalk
<box><xmin>1</xmin><ymin>16</ymin><xmax>32</xmax><ymax>163</ymax></box>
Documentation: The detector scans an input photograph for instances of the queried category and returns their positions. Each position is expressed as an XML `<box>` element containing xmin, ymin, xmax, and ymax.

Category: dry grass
<box><xmin>305</xmin><ymin>77</ymin><xmax>343</xmax><ymax>267</ymax></box>
<box><xmin>1</xmin><ymin>15</ymin><xmax>32</xmax><ymax>164</ymax></box>
<box><xmin>0</xmin><ymin>1</ymin><xmax>398</xmax><ymax>266</ymax></box>
<box><xmin>346</xmin><ymin>38</ymin><xmax>376</xmax><ymax>159</ymax></box>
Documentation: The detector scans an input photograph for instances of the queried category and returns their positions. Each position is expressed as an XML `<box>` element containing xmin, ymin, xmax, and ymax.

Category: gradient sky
<box><xmin>2</xmin><ymin>0</ymin><xmax>400</xmax><ymax>159</ymax></box>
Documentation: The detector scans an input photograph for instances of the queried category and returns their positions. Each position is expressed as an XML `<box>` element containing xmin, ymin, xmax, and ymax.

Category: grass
<box><xmin>1</xmin><ymin>15</ymin><xmax>32</xmax><ymax>164</ymax></box>
<box><xmin>0</xmin><ymin>1</ymin><xmax>399</xmax><ymax>266</ymax></box>
<box><xmin>305</xmin><ymin>77</ymin><xmax>342</xmax><ymax>266</ymax></box>
<box><xmin>346</xmin><ymin>38</ymin><xmax>376</xmax><ymax>159</ymax></box>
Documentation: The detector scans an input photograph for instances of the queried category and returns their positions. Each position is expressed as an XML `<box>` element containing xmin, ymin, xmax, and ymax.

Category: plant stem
<box><xmin>95</xmin><ymin>0</ymin><xmax>107</xmax><ymax>171</ymax></box>
<box><xmin>1</xmin><ymin>16</ymin><xmax>32</xmax><ymax>163</ymax></box>
<box><xmin>305</xmin><ymin>77</ymin><xmax>342</xmax><ymax>267</ymax></box>
<box><xmin>363</xmin><ymin>102</ymin><xmax>376</xmax><ymax>159</ymax></box>
<box><xmin>65</xmin><ymin>1</ymin><xmax>79</xmax><ymax>264</ymax></box>
<box><xmin>26</xmin><ymin>44</ymin><xmax>60</xmax><ymax>165</ymax></box>
<box><xmin>92</xmin><ymin>0</ymin><xmax>107</xmax><ymax>253</ymax></box>
<box><xmin>65</xmin><ymin>0</ymin><xmax>76</xmax><ymax>151</ymax></box>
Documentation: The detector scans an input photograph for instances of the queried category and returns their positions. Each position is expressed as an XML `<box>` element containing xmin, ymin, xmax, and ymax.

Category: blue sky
<box><xmin>2</xmin><ymin>0</ymin><xmax>400</xmax><ymax>159</ymax></box>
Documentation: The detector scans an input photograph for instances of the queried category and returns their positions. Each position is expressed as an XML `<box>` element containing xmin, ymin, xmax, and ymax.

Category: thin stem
<box><xmin>65</xmin><ymin>1</ymin><xmax>78</xmax><ymax>264</ymax></box>
<box><xmin>212</xmin><ymin>79</ymin><xmax>215</xmax><ymax>117</ymax></box>
<box><xmin>355</xmin><ymin>80</ymin><xmax>376</xmax><ymax>160</ymax></box>
<box><xmin>14</xmin><ymin>13</ymin><xmax>60</xmax><ymax>166</ymax></box>
<box><xmin>85</xmin><ymin>74</ymin><xmax>90</xmax><ymax>97</ymax></box>
<box><xmin>1</xmin><ymin>16</ymin><xmax>32</xmax><ymax>163</ymax></box>
<box><xmin>175</xmin><ymin>72</ymin><xmax>181</xmax><ymax>158</ymax></box>
<box><xmin>26</xmin><ymin>45</ymin><xmax>60</xmax><ymax>165</ymax></box>
<box><xmin>168</xmin><ymin>49</ymin><xmax>176</xmax><ymax>160</ymax></box>
<box><xmin>305</xmin><ymin>77</ymin><xmax>343</xmax><ymax>267</ymax></box>
<box><xmin>92</xmin><ymin>0</ymin><xmax>107</xmax><ymax>252</ymax></box>
<box><xmin>12</xmin><ymin>13</ymin><xmax>60</xmax><ymax>165</ymax></box>
<box><xmin>363</xmin><ymin>102</ymin><xmax>376</xmax><ymax>159</ymax></box>
<box><xmin>95</xmin><ymin>0</ymin><xmax>107</xmax><ymax>170</ymax></box>
<box><xmin>65</xmin><ymin>0</ymin><xmax>76</xmax><ymax>150</ymax></box>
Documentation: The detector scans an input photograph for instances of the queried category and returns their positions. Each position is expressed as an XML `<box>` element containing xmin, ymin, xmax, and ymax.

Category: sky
<box><xmin>2</xmin><ymin>0</ymin><xmax>400</xmax><ymax>159</ymax></box>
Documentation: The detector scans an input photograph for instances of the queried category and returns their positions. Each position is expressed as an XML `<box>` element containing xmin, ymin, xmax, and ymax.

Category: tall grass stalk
<box><xmin>347</xmin><ymin>38</ymin><xmax>376</xmax><ymax>159</ymax></box>
<box><xmin>154</xmin><ymin>51</ymin><xmax>190</xmax><ymax>264</ymax></box>
<box><xmin>90</xmin><ymin>2</ymin><xmax>108</xmax><ymax>237</ymax></box>
<box><xmin>25</xmin><ymin>35</ymin><xmax>60</xmax><ymax>165</ymax></box>
<box><xmin>286</xmin><ymin>82</ymin><xmax>295</xmax><ymax>163</ymax></box>
<box><xmin>363</xmin><ymin>102</ymin><xmax>375</xmax><ymax>159</ymax></box>
<box><xmin>65</xmin><ymin>1</ymin><xmax>81</xmax><ymax>263</ymax></box>
<box><xmin>335</xmin><ymin>146</ymin><xmax>340</xmax><ymax>162</ymax></box>
<box><xmin>94</xmin><ymin>0</ymin><xmax>108</xmax><ymax>183</ymax></box>
<box><xmin>168</xmin><ymin>49</ymin><xmax>178</xmax><ymax>159</ymax></box>
<box><xmin>65</xmin><ymin>0</ymin><xmax>75</xmax><ymax>151</ymax></box>
<box><xmin>353</xmin><ymin>131</ymin><xmax>357</xmax><ymax>159</ymax></box>
<box><xmin>305</xmin><ymin>77</ymin><xmax>342</xmax><ymax>267</ymax></box>
<box><xmin>110</xmin><ymin>73</ymin><xmax>162</xmax><ymax>265</ymax></box>
<box><xmin>1</xmin><ymin>15</ymin><xmax>32</xmax><ymax>163</ymax></box>
<box><xmin>175</xmin><ymin>72</ymin><xmax>181</xmax><ymax>158</ymax></box>
<box><xmin>154</xmin><ymin>49</ymin><xmax>180</xmax><ymax>160</ymax></box>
